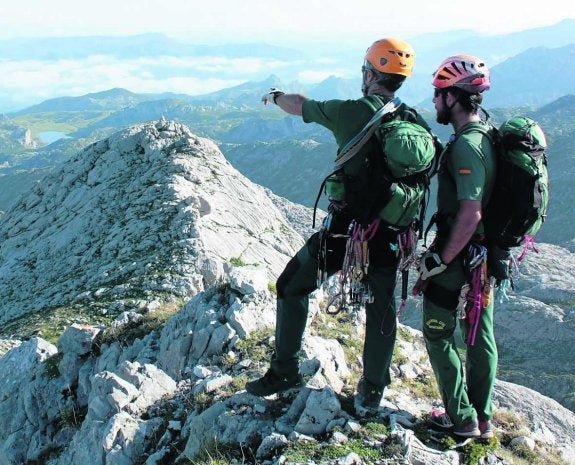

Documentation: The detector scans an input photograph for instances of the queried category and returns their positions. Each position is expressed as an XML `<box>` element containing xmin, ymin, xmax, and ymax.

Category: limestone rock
<box><xmin>0</xmin><ymin>121</ymin><xmax>303</xmax><ymax>324</ymax></box>
<box><xmin>58</xmin><ymin>323</ymin><xmax>101</xmax><ymax>355</ymax></box>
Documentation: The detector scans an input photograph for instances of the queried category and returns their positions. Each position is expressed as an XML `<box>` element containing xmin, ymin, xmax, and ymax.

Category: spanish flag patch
<box><xmin>458</xmin><ymin>167</ymin><xmax>472</xmax><ymax>175</ymax></box>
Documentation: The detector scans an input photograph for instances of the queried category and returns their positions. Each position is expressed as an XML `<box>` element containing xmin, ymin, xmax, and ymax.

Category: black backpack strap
<box><xmin>312</xmin><ymin>171</ymin><xmax>338</xmax><ymax>228</ymax></box>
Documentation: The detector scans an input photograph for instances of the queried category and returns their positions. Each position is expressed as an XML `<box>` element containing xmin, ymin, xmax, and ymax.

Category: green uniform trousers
<box><xmin>271</xmin><ymin>227</ymin><xmax>399</xmax><ymax>389</ymax></box>
<box><xmin>422</xmin><ymin>257</ymin><xmax>498</xmax><ymax>428</ymax></box>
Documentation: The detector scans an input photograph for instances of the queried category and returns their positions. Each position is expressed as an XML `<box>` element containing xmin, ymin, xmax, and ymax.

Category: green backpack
<box><xmin>320</xmin><ymin>96</ymin><xmax>436</xmax><ymax>231</ymax></box>
<box><xmin>482</xmin><ymin>116</ymin><xmax>549</xmax><ymax>249</ymax></box>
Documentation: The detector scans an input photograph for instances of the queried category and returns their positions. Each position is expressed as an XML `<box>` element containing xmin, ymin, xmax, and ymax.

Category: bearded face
<box><xmin>436</xmin><ymin>104</ymin><xmax>451</xmax><ymax>125</ymax></box>
<box><xmin>433</xmin><ymin>90</ymin><xmax>451</xmax><ymax>125</ymax></box>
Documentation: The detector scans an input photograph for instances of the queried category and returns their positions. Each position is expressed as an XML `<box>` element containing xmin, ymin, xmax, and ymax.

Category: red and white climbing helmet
<box><xmin>432</xmin><ymin>54</ymin><xmax>490</xmax><ymax>93</ymax></box>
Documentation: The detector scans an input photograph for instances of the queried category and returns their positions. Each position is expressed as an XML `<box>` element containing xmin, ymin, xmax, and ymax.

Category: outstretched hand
<box><xmin>261</xmin><ymin>87</ymin><xmax>285</xmax><ymax>105</ymax></box>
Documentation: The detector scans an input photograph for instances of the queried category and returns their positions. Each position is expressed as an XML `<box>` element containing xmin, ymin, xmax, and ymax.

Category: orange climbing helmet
<box><xmin>432</xmin><ymin>54</ymin><xmax>490</xmax><ymax>93</ymax></box>
<box><xmin>364</xmin><ymin>38</ymin><xmax>415</xmax><ymax>77</ymax></box>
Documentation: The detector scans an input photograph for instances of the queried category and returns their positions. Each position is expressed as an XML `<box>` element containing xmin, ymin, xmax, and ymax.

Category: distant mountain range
<box><xmin>2</xmin><ymin>19</ymin><xmax>574</xmax><ymax>67</ymax></box>
<box><xmin>1</xmin><ymin>19</ymin><xmax>575</xmax><ymax>111</ymax></box>
<box><xmin>0</xmin><ymin>33</ymin><xmax>304</xmax><ymax>61</ymax></box>
<box><xmin>1</xmin><ymin>92</ymin><xmax>574</xmax><ymax>252</ymax></box>
<box><xmin>9</xmin><ymin>88</ymin><xmax>187</xmax><ymax>115</ymax></box>
<box><xmin>408</xmin><ymin>18</ymin><xmax>575</xmax><ymax>71</ymax></box>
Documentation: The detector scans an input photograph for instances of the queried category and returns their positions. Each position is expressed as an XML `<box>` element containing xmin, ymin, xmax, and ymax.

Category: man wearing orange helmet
<box><xmin>246</xmin><ymin>38</ymin><xmax>436</xmax><ymax>414</ymax></box>
<box><xmin>416</xmin><ymin>54</ymin><xmax>497</xmax><ymax>438</ymax></box>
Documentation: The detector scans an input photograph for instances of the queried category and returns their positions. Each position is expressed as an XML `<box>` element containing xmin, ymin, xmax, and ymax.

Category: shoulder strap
<box><xmin>457</xmin><ymin>122</ymin><xmax>496</xmax><ymax>143</ymax></box>
<box><xmin>440</xmin><ymin>122</ymin><xmax>496</xmax><ymax>165</ymax></box>
<box><xmin>360</xmin><ymin>95</ymin><xmax>420</xmax><ymax>123</ymax></box>
<box><xmin>333</xmin><ymin>96</ymin><xmax>401</xmax><ymax>168</ymax></box>
<box><xmin>359</xmin><ymin>94</ymin><xmax>382</xmax><ymax>113</ymax></box>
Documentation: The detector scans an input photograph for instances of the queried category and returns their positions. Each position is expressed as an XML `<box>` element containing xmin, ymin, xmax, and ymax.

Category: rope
<box><xmin>459</xmin><ymin>243</ymin><xmax>491</xmax><ymax>346</ymax></box>
<box><xmin>333</xmin><ymin>97</ymin><xmax>401</xmax><ymax>168</ymax></box>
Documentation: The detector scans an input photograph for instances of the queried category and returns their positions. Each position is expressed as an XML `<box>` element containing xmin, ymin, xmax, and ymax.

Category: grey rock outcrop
<box><xmin>494</xmin><ymin>243</ymin><xmax>575</xmax><ymax>409</ymax></box>
<box><xmin>0</xmin><ymin>120</ymin><xmax>303</xmax><ymax>324</ymax></box>
<box><xmin>494</xmin><ymin>379</ymin><xmax>575</xmax><ymax>464</ymax></box>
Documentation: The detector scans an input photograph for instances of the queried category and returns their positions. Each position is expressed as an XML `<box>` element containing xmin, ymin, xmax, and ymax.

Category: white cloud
<box><xmin>0</xmin><ymin>55</ymin><xmax>289</xmax><ymax>110</ymax></box>
<box><xmin>0</xmin><ymin>52</ymin><xmax>342</xmax><ymax>111</ymax></box>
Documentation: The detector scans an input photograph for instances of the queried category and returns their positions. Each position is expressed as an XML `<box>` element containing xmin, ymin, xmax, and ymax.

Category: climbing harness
<box><xmin>325</xmin><ymin>219</ymin><xmax>379</xmax><ymax>314</ymax></box>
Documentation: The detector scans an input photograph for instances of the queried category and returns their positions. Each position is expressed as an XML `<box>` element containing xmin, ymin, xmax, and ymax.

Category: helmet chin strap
<box><xmin>362</xmin><ymin>82</ymin><xmax>371</xmax><ymax>96</ymax></box>
<box><xmin>361</xmin><ymin>69</ymin><xmax>373</xmax><ymax>96</ymax></box>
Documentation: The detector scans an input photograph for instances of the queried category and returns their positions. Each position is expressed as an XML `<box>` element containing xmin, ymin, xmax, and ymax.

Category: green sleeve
<box><xmin>302</xmin><ymin>99</ymin><xmax>344</xmax><ymax>131</ymax></box>
<box><xmin>302</xmin><ymin>99</ymin><xmax>372</xmax><ymax>149</ymax></box>
<box><xmin>448</xmin><ymin>134</ymin><xmax>487</xmax><ymax>201</ymax></box>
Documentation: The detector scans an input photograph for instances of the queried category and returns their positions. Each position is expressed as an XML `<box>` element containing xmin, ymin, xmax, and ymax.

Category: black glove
<box><xmin>417</xmin><ymin>251</ymin><xmax>447</xmax><ymax>280</ymax></box>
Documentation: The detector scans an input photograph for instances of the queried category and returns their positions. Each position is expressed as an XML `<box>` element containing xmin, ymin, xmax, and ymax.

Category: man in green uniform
<box><xmin>416</xmin><ymin>54</ymin><xmax>497</xmax><ymax>438</ymax></box>
<box><xmin>245</xmin><ymin>38</ymin><xmax>435</xmax><ymax>413</ymax></box>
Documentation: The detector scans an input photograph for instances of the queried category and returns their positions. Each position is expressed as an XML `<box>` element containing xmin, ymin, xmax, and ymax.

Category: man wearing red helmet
<box><xmin>246</xmin><ymin>39</ymin><xmax>436</xmax><ymax>414</ymax></box>
<box><xmin>417</xmin><ymin>54</ymin><xmax>497</xmax><ymax>438</ymax></box>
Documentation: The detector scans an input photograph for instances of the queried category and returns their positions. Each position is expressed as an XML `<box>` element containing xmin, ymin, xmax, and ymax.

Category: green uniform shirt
<box><xmin>302</xmin><ymin>96</ymin><xmax>432</xmax><ymax>158</ymax></box>
<box><xmin>437</xmin><ymin>121</ymin><xmax>496</xmax><ymax>234</ymax></box>
<box><xmin>302</xmin><ymin>98</ymin><xmax>377</xmax><ymax>156</ymax></box>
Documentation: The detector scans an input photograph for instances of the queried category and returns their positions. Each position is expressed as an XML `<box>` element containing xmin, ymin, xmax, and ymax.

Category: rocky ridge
<box><xmin>0</xmin><ymin>121</ymin><xmax>574</xmax><ymax>464</ymax></box>
<box><xmin>2</xmin><ymin>279</ymin><xmax>575</xmax><ymax>465</ymax></box>
<box><xmin>0</xmin><ymin>120</ymin><xmax>303</xmax><ymax>325</ymax></box>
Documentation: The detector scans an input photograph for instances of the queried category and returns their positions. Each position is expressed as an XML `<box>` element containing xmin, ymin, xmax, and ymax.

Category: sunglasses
<box><xmin>434</xmin><ymin>88</ymin><xmax>446</xmax><ymax>98</ymax></box>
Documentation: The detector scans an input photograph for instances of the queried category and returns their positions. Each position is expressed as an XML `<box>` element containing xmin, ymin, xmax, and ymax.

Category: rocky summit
<box><xmin>0</xmin><ymin>120</ymin><xmax>303</xmax><ymax>325</ymax></box>
<box><xmin>1</xmin><ymin>121</ymin><xmax>575</xmax><ymax>465</ymax></box>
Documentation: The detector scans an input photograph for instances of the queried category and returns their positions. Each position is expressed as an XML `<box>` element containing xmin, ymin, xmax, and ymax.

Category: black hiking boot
<box><xmin>479</xmin><ymin>420</ymin><xmax>494</xmax><ymax>439</ymax></box>
<box><xmin>354</xmin><ymin>377</ymin><xmax>384</xmax><ymax>415</ymax></box>
<box><xmin>430</xmin><ymin>410</ymin><xmax>480</xmax><ymax>438</ymax></box>
<box><xmin>245</xmin><ymin>369</ymin><xmax>304</xmax><ymax>397</ymax></box>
